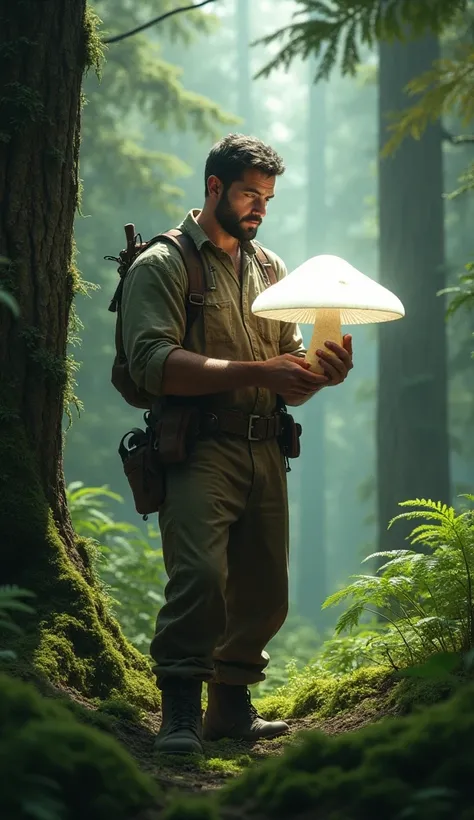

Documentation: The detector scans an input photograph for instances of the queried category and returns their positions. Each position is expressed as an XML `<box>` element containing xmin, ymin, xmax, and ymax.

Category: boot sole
<box><xmin>154</xmin><ymin>743</ymin><xmax>204</xmax><ymax>756</ymax></box>
<box><xmin>203</xmin><ymin>726</ymin><xmax>290</xmax><ymax>742</ymax></box>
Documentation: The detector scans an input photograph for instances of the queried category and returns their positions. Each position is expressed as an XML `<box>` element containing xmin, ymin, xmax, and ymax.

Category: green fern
<box><xmin>67</xmin><ymin>482</ymin><xmax>165</xmax><ymax>654</ymax></box>
<box><xmin>255</xmin><ymin>0</ymin><xmax>467</xmax><ymax>82</ymax></box>
<box><xmin>323</xmin><ymin>497</ymin><xmax>474</xmax><ymax>669</ymax></box>
<box><xmin>0</xmin><ymin>586</ymin><xmax>35</xmax><ymax>660</ymax></box>
<box><xmin>0</xmin><ymin>287</ymin><xmax>19</xmax><ymax>317</ymax></box>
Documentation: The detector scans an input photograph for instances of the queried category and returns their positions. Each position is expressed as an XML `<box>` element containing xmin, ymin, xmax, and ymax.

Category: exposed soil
<box><xmin>53</xmin><ymin>683</ymin><xmax>397</xmax><ymax>800</ymax></box>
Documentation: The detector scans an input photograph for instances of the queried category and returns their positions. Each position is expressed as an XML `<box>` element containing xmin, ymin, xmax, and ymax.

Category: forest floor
<box><xmin>57</xmin><ymin>683</ymin><xmax>397</xmax><ymax>801</ymax></box>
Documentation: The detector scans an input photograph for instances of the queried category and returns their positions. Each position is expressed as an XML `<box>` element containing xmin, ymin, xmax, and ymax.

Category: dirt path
<box><xmin>109</xmin><ymin>696</ymin><xmax>392</xmax><ymax>796</ymax></box>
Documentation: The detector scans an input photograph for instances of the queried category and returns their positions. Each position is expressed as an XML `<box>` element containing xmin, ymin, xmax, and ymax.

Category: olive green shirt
<box><xmin>121</xmin><ymin>209</ymin><xmax>305</xmax><ymax>415</ymax></box>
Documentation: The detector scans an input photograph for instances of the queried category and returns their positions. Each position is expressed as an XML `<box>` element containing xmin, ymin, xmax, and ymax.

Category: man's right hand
<box><xmin>258</xmin><ymin>354</ymin><xmax>329</xmax><ymax>401</ymax></box>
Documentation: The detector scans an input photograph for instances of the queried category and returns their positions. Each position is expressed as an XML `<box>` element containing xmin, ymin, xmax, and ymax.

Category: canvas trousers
<box><xmin>150</xmin><ymin>434</ymin><xmax>289</xmax><ymax>686</ymax></box>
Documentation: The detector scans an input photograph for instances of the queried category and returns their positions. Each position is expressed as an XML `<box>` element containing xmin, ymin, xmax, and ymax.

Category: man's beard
<box><xmin>215</xmin><ymin>190</ymin><xmax>262</xmax><ymax>242</ymax></box>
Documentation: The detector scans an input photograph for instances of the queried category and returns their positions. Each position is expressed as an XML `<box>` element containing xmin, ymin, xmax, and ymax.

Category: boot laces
<box><xmin>245</xmin><ymin>689</ymin><xmax>260</xmax><ymax>721</ymax></box>
<box><xmin>169</xmin><ymin>689</ymin><xmax>201</xmax><ymax>731</ymax></box>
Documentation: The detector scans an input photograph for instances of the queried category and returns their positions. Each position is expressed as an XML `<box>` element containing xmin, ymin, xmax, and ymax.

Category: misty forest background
<box><xmin>64</xmin><ymin>0</ymin><xmax>474</xmax><ymax>693</ymax></box>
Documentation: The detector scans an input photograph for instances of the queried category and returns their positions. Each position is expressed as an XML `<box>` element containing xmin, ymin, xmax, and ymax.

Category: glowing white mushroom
<box><xmin>252</xmin><ymin>254</ymin><xmax>405</xmax><ymax>374</ymax></box>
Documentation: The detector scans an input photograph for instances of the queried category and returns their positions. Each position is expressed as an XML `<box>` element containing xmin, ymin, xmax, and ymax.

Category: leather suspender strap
<box><xmin>254</xmin><ymin>245</ymin><xmax>278</xmax><ymax>286</ymax></box>
<box><xmin>159</xmin><ymin>229</ymin><xmax>206</xmax><ymax>332</ymax></box>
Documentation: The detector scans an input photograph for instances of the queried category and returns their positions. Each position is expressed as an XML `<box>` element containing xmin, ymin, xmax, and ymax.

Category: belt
<box><xmin>201</xmin><ymin>409</ymin><xmax>284</xmax><ymax>441</ymax></box>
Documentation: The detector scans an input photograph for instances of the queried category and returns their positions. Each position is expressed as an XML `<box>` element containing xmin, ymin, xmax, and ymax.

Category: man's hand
<box><xmin>258</xmin><ymin>353</ymin><xmax>329</xmax><ymax>402</ymax></box>
<box><xmin>316</xmin><ymin>334</ymin><xmax>353</xmax><ymax>386</ymax></box>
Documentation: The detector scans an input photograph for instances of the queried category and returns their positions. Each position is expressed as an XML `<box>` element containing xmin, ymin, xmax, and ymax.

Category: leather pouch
<box><xmin>119</xmin><ymin>426</ymin><xmax>165</xmax><ymax>519</ymax></box>
<box><xmin>154</xmin><ymin>404</ymin><xmax>201</xmax><ymax>464</ymax></box>
<box><xmin>279</xmin><ymin>411</ymin><xmax>302</xmax><ymax>460</ymax></box>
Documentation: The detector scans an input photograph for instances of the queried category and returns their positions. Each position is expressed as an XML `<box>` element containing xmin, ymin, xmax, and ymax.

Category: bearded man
<box><xmin>121</xmin><ymin>133</ymin><xmax>353</xmax><ymax>755</ymax></box>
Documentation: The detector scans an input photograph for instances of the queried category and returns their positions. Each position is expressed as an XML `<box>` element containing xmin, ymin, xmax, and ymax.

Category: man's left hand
<box><xmin>316</xmin><ymin>334</ymin><xmax>353</xmax><ymax>386</ymax></box>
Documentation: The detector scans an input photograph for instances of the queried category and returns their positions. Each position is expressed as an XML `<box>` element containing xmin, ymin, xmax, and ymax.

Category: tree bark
<box><xmin>377</xmin><ymin>35</ymin><xmax>451</xmax><ymax>552</ymax></box>
<box><xmin>0</xmin><ymin>0</ymin><xmax>86</xmax><ymax>562</ymax></box>
<box><xmin>0</xmin><ymin>1</ymin><xmax>157</xmax><ymax>708</ymax></box>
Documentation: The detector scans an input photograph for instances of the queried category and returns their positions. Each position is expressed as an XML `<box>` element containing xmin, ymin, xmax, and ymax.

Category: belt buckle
<box><xmin>247</xmin><ymin>414</ymin><xmax>260</xmax><ymax>441</ymax></box>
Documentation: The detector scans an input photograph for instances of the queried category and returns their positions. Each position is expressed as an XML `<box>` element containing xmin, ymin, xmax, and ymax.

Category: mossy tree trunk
<box><xmin>0</xmin><ymin>0</ymin><xmax>86</xmax><ymax>566</ymax></box>
<box><xmin>377</xmin><ymin>35</ymin><xmax>451</xmax><ymax>553</ymax></box>
<box><xmin>0</xmin><ymin>1</ymin><xmax>158</xmax><ymax>709</ymax></box>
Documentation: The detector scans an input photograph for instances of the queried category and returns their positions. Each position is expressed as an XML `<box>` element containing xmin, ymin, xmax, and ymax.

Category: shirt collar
<box><xmin>179</xmin><ymin>209</ymin><xmax>257</xmax><ymax>256</ymax></box>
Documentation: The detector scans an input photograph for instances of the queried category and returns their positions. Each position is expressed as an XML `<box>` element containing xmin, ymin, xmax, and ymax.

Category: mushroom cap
<box><xmin>252</xmin><ymin>254</ymin><xmax>405</xmax><ymax>325</ymax></box>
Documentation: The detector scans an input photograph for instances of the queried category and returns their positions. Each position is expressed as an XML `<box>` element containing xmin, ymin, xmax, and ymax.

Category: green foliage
<box><xmin>0</xmin><ymin>672</ymin><xmax>158</xmax><ymax>820</ymax></box>
<box><xmin>67</xmin><ymin>482</ymin><xmax>164</xmax><ymax>654</ymax></box>
<box><xmin>82</xmin><ymin>0</ymin><xmax>234</xmax><ymax>220</ymax></box>
<box><xmin>0</xmin><ymin>586</ymin><xmax>35</xmax><ymax>661</ymax></box>
<box><xmin>256</xmin><ymin>0</ymin><xmax>467</xmax><ymax>82</ymax></box>
<box><xmin>96</xmin><ymin>695</ymin><xmax>143</xmax><ymax>723</ymax></box>
<box><xmin>381</xmin><ymin>43</ymin><xmax>474</xmax><ymax>159</ymax></box>
<box><xmin>440</xmin><ymin>264</ymin><xmax>474</xmax><ymax>328</ymax></box>
<box><xmin>215</xmin><ymin>681</ymin><xmax>474</xmax><ymax>819</ymax></box>
<box><xmin>323</xmin><ymin>497</ymin><xmax>474</xmax><ymax>668</ymax></box>
<box><xmin>0</xmin><ymin>286</ymin><xmax>19</xmax><ymax>316</ymax></box>
<box><xmin>163</xmin><ymin>797</ymin><xmax>218</xmax><ymax>820</ymax></box>
<box><xmin>254</xmin><ymin>615</ymin><xmax>320</xmax><ymax>696</ymax></box>
<box><xmin>0</xmin><ymin>256</ymin><xmax>19</xmax><ymax>317</ymax></box>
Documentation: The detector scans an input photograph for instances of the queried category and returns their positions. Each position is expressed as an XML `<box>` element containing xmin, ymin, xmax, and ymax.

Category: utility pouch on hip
<box><xmin>279</xmin><ymin>408</ymin><xmax>302</xmax><ymax>468</ymax></box>
<box><xmin>119</xmin><ymin>423</ymin><xmax>165</xmax><ymax>520</ymax></box>
<box><xmin>118</xmin><ymin>402</ymin><xmax>201</xmax><ymax>519</ymax></box>
<box><xmin>154</xmin><ymin>404</ymin><xmax>201</xmax><ymax>464</ymax></box>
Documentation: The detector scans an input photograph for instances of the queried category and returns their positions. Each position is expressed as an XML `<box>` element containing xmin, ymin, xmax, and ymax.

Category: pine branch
<box><xmin>103</xmin><ymin>0</ymin><xmax>218</xmax><ymax>45</ymax></box>
<box><xmin>254</xmin><ymin>0</ymin><xmax>468</xmax><ymax>82</ymax></box>
<box><xmin>443</xmin><ymin>130</ymin><xmax>474</xmax><ymax>144</ymax></box>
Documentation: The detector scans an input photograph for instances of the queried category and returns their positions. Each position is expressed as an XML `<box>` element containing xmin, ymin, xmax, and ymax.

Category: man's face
<box><xmin>213</xmin><ymin>169</ymin><xmax>276</xmax><ymax>242</ymax></box>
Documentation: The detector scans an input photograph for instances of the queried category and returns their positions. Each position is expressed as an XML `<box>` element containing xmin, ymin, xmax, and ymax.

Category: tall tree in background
<box><xmin>236</xmin><ymin>0</ymin><xmax>254</xmax><ymax>132</ymax></box>
<box><xmin>64</xmin><ymin>0</ymin><xmax>231</xmax><ymax>520</ymax></box>
<box><xmin>377</xmin><ymin>34</ymin><xmax>450</xmax><ymax>551</ymax></box>
<box><xmin>297</xmin><ymin>59</ymin><xmax>329</xmax><ymax>628</ymax></box>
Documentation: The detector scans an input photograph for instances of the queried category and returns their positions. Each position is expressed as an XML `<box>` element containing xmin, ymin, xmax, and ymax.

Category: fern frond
<box><xmin>398</xmin><ymin>498</ymin><xmax>454</xmax><ymax>513</ymax></box>
<box><xmin>376</xmin><ymin>553</ymin><xmax>426</xmax><ymax>574</ymax></box>
<box><xmin>334</xmin><ymin>601</ymin><xmax>366</xmax><ymax>634</ymax></box>
<box><xmin>0</xmin><ymin>585</ymin><xmax>35</xmax><ymax>612</ymax></box>
<box><xmin>362</xmin><ymin>549</ymin><xmax>415</xmax><ymax>564</ymax></box>
<box><xmin>389</xmin><ymin>504</ymin><xmax>456</xmax><ymax>530</ymax></box>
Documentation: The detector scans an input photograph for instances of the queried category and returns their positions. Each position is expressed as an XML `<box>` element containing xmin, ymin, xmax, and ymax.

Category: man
<box><xmin>121</xmin><ymin>134</ymin><xmax>353</xmax><ymax>755</ymax></box>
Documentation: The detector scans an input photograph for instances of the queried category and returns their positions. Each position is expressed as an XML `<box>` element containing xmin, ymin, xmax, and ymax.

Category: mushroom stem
<box><xmin>305</xmin><ymin>308</ymin><xmax>343</xmax><ymax>374</ymax></box>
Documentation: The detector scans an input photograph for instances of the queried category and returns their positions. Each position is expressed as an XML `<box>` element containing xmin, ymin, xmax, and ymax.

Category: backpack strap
<box><xmin>254</xmin><ymin>244</ymin><xmax>278</xmax><ymax>287</ymax></box>
<box><xmin>159</xmin><ymin>229</ymin><xmax>206</xmax><ymax>333</ymax></box>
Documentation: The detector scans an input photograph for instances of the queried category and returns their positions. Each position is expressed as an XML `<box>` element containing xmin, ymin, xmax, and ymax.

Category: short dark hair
<box><xmin>204</xmin><ymin>133</ymin><xmax>285</xmax><ymax>197</ymax></box>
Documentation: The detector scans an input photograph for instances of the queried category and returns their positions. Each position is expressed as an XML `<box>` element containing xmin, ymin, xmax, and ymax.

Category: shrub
<box><xmin>0</xmin><ymin>672</ymin><xmax>158</xmax><ymax>820</ymax></box>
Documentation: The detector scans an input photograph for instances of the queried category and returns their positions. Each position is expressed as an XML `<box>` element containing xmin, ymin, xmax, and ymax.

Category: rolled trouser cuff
<box><xmin>153</xmin><ymin>658</ymin><xmax>215</xmax><ymax>688</ymax></box>
<box><xmin>211</xmin><ymin>651</ymin><xmax>270</xmax><ymax>686</ymax></box>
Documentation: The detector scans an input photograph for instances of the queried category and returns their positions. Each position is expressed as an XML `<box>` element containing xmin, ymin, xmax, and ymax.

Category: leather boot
<box><xmin>154</xmin><ymin>677</ymin><xmax>203</xmax><ymax>755</ymax></box>
<box><xmin>203</xmin><ymin>682</ymin><xmax>290</xmax><ymax>742</ymax></box>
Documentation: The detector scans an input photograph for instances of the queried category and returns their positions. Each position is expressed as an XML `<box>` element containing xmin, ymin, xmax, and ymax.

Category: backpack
<box><xmin>106</xmin><ymin>222</ymin><xmax>278</xmax><ymax>410</ymax></box>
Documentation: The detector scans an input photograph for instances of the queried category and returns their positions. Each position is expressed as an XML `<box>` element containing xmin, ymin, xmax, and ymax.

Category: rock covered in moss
<box><xmin>218</xmin><ymin>682</ymin><xmax>474</xmax><ymax>819</ymax></box>
<box><xmin>0</xmin><ymin>672</ymin><xmax>159</xmax><ymax>820</ymax></box>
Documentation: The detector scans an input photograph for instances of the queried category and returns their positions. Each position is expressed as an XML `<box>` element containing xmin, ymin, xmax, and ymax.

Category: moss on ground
<box><xmin>0</xmin><ymin>424</ymin><xmax>160</xmax><ymax>711</ymax></box>
<box><xmin>255</xmin><ymin>665</ymin><xmax>392</xmax><ymax>721</ymax></box>
<box><xmin>0</xmin><ymin>672</ymin><xmax>159</xmax><ymax>820</ymax></box>
<box><xmin>217</xmin><ymin>682</ymin><xmax>474</xmax><ymax>819</ymax></box>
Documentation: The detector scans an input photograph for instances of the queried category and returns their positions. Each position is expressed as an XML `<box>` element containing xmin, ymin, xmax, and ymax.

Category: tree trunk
<box><xmin>377</xmin><ymin>35</ymin><xmax>451</xmax><ymax>553</ymax></box>
<box><xmin>236</xmin><ymin>0</ymin><xmax>254</xmax><ymax>132</ymax></box>
<box><xmin>297</xmin><ymin>63</ymin><xmax>329</xmax><ymax>629</ymax></box>
<box><xmin>0</xmin><ymin>1</ymin><xmax>157</xmax><ymax>708</ymax></box>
